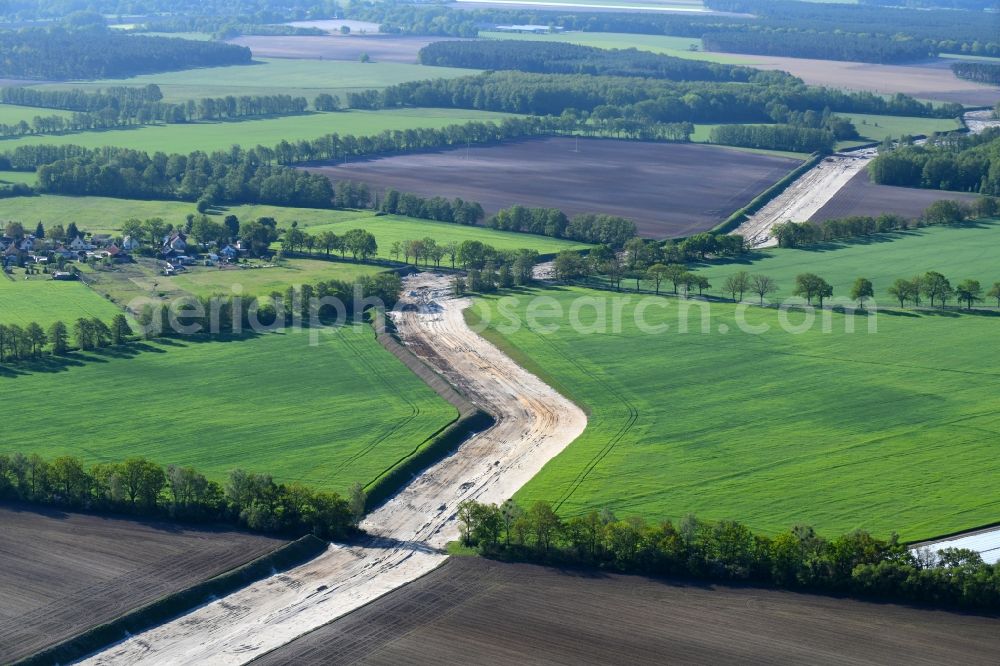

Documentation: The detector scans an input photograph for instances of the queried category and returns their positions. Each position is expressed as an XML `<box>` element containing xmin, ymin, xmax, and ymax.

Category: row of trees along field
<box><xmin>868</xmin><ymin>129</ymin><xmax>1000</xmax><ymax>194</ymax></box>
<box><xmin>0</xmin><ymin>452</ymin><xmax>358</xmax><ymax>539</ymax></box>
<box><xmin>1</xmin><ymin>118</ymin><xmax>553</xmax><ymax>207</ymax></box>
<box><xmin>0</xmin><ymin>87</ymin><xmax>310</xmax><ymax>137</ymax></box>
<box><xmin>771</xmin><ymin>197</ymin><xmax>1000</xmax><ymax>248</ymax></box>
<box><xmin>456</xmin><ymin>498</ymin><xmax>1000</xmax><ymax>610</ymax></box>
<box><xmin>417</xmin><ymin>40</ymin><xmax>780</xmax><ymax>84</ymax></box>
<box><xmin>0</xmin><ymin>0</ymin><xmax>344</xmax><ymax>21</ymax></box>
<box><xmin>951</xmin><ymin>62</ymin><xmax>1000</xmax><ymax>86</ymax></box>
<box><xmin>0</xmin><ymin>25</ymin><xmax>251</xmax><ymax>80</ymax></box>
<box><xmin>349</xmin><ymin>0</ymin><xmax>999</xmax><ymax>62</ymax></box>
<box><xmin>361</xmin><ymin>71</ymin><xmax>963</xmax><ymax>121</ymax></box>
<box><xmin>887</xmin><ymin>273</ymin><xmax>999</xmax><ymax>309</ymax></box>
<box><xmin>0</xmin><ymin>316</ymin><xmax>131</xmax><ymax>363</ymax></box>
<box><xmin>488</xmin><ymin>206</ymin><xmax>637</xmax><ymax>247</ymax></box>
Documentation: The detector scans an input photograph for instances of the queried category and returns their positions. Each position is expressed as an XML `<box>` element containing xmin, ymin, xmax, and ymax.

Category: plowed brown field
<box><xmin>0</xmin><ymin>504</ymin><xmax>284</xmax><ymax>663</ymax></box>
<box><xmin>304</xmin><ymin>138</ymin><xmax>801</xmax><ymax>239</ymax></box>
<box><xmin>258</xmin><ymin>557</ymin><xmax>1000</xmax><ymax>666</ymax></box>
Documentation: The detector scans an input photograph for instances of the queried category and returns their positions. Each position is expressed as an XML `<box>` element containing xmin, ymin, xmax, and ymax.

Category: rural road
<box><xmin>733</xmin><ymin>149</ymin><xmax>876</xmax><ymax>248</ymax></box>
<box><xmin>80</xmin><ymin>274</ymin><xmax>586</xmax><ymax>665</ymax></box>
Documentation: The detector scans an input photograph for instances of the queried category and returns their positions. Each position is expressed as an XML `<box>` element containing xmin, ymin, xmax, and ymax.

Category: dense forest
<box><xmin>0</xmin><ymin>27</ymin><xmax>251</xmax><ymax>79</ymax></box>
<box><xmin>418</xmin><ymin>40</ymin><xmax>785</xmax><ymax>84</ymax></box>
<box><xmin>359</xmin><ymin>71</ymin><xmax>962</xmax><ymax>122</ymax></box>
<box><xmin>951</xmin><ymin>62</ymin><xmax>1000</xmax><ymax>86</ymax></box>
<box><xmin>349</xmin><ymin>0</ymin><xmax>1000</xmax><ymax>62</ymax></box>
<box><xmin>868</xmin><ymin>129</ymin><xmax>1000</xmax><ymax>194</ymax></box>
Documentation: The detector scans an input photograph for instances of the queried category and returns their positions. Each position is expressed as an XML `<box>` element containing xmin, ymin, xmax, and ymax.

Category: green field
<box><xmin>478</xmin><ymin>31</ymin><xmax>750</xmax><ymax>64</ymax></box>
<box><xmin>0</xmin><ymin>170</ymin><xmax>36</xmax><ymax>185</ymax></box>
<box><xmin>34</xmin><ymin>58</ymin><xmax>480</xmax><ymax>103</ymax></box>
<box><xmin>693</xmin><ymin>220</ymin><xmax>1000</xmax><ymax>303</ymax></box>
<box><xmin>470</xmin><ymin>286</ymin><xmax>1000</xmax><ymax>540</ymax></box>
<box><xmin>0</xmin><ymin>268</ymin><xmax>123</xmax><ymax>327</ymax></box>
<box><xmin>0</xmin><ymin>108</ymin><xmax>515</xmax><ymax>155</ymax></box>
<box><xmin>1</xmin><ymin>328</ymin><xmax>458</xmax><ymax>496</ymax></box>
<box><xmin>838</xmin><ymin>113</ymin><xmax>962</xmax><ymax>149</ymax></box>
<box><xmin>0</xmin><ymin>104</ymin><xmax>73</xmax><ymax>125</ymax></box>
<box><xmin>303</xmin><ymin>214</ymin><xmax>591</xmax><ymax>260</ymax></box>
<box><xmin>168</xmin><ymin>259</ymin><xmax>386</xmax><ymax>298</ymax></box>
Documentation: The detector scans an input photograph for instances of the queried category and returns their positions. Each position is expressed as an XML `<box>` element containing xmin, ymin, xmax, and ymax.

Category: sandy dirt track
<box><xmin>734</xmin><ymin>150</ymin><xmax>875</xmax><ymax>247</ymax></box>
<box><xmin>80</xmin><ymin>274</ymin><xmax>586</xmax><ymax>665</ymax></box>
<box><xmin>258</xmin><ymin>557</ymin><xmax>1000</xmax><ymax>666</ymax></box>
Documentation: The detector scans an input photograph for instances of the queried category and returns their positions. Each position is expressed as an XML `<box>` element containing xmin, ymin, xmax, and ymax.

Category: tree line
<box><xmin>868</xmin><ymin>129</ymin><xmax>1000</xmax><ymax>195</ymax></box>
<box><xmin>0</xmin><ymin>452</ymin><xmax>358</xmax><ymax>539</ymax></box>
<box><xmin>771</xmin><ymin>197</ymin><xmax>998</xmax><ymax>248</ymax></box>
<box><xmin>710</xmin><ymin>124</ymin><xmax>836</xmax><ymax>154</ymax></box>
<box><xmin>551</xmin><ymin>233</ymin><xmax>746</xmax><ymax>291</ymax></box>
<box><xmin>2</xmin><ymin>118</ymin><xmax>554</xmax><ymax>208</ymax></box>
<box><xmin>455</xmin><ymin>498</ymin><xmax>1000</xmax><ymax>610</ymax></box>
<box><xmin>0</xmin><ymin>26</ymin><xmax>251</xmax><ymax>80</ymax></box>
<box><xmin>0</xmin><ymin>315</ymin><xmax>131</xmax><ymax>363</ymax></box>
<box><xmin>951</xmin><ymin>62</ymin><xmax>1000</xmax><ymax>86</ymax></box>
<box><xmin>362</xmin><ymin>70</ymin><xmax>962</xmax><ymax>122</ymax></box>
<box><xmin>487</xmin><ymin>206</ymin><xmax>638</xmax><ymax>247</ymax></box>
<box><xmin>0</xmin><ymin>92</ymin><xmax>310</xmax><ymax>138</ymax></box>
<box><xmin>418</xmin><ymin>39</ymin><xmax>783</xmax><ymax>85</ymax></box>
<box><xmin>887</xmin><ymin>273</ymin><xmax>999</xmax><ymax>309</ymax></box>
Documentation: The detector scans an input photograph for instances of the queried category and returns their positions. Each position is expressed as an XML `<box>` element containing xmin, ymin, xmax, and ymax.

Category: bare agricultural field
<box><xmin>725</xmin><ymin>54</ymin><xmax>1000</xmax><ymax>106</ymax></box>
<box><xmin>304</xmin><ymin>138</ymin><xmax>802</xmax><ymax>239</ymax></box>
<box><xmin>0</xmin><ymin>504</ymin><xmax>284</xmax><ymax>663</ymax></box>
<box><xmin>228</xmin><ymin>34</ymin><xmax>450</xmax><ymax>64</ymax></box>
<box><xmin>811</xmin><ymin>170</ymin><xmax>981</xmax><ymax>223</ymax></box>
<box><xmin>258</xmin><ymin>557</ymin><xmax>1000</xmax><ymax>666</ymax></box>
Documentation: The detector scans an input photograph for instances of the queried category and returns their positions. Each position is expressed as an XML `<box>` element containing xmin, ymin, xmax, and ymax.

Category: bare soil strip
<box><xmin>0</xmin><ymin>505</ymin><xmax>284</xmax><ymax>664</ymax></box>
<box><xmin>80</xmin><ymin>273</ymin><xmax>586</xmax><ymax>665</ymax></box>
<box><xmin>733</xmin><ymin>149</ymin><xmax>875</xmax><ymax>247</ymax></box>
<box><xmin>256</xmin><ymin>557</ymin><xmax>1000</xmax><ymax>666</ymax></box>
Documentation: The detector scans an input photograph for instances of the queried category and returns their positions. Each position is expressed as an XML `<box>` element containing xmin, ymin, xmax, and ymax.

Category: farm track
<box><xmin>80</xmin><ymin>273</ymin><xmax>586</xmax><ymax>665</ymax></box>
<box><xmin>734</xmin><ymin>150</ymin><xmax>875</xmax><ymax>248</ymax></box>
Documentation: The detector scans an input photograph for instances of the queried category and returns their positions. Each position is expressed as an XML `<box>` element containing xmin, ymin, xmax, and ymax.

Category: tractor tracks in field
<box><xmin>329</xmin><ymin>328</ymin><xmax>421</xmax><ymax>478</ymax></box>
<box><xmin>529</xmin><ymin>330</ymin><xmax>638</xmax><ymax>512</ymax></box>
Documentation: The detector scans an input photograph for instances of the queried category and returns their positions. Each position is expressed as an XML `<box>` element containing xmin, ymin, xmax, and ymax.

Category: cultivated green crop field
<box><xmin>168</xmin><ymin>259</ymin><xmax>386</xmax><ymax>298</ymax></box>
<box><xmin>478</xmin><ymin>32</ymin><xmax>750</xmax><ymax>65</ymax></box>
<box><xmin>838</xmin><ymin>113</ymin><xmax>962</xmax><ymax>148</ymax></box>
<box><xmin>0</xmin><ymin>104</ymin><xmax>73</xmax><ymax>125</ymax></box>
<box><xmin>0</xmin><ymin>269</ymin><xmax>123</xmax><ymax>327</ymax></box>
<box><xmin>0</xmin><ymin>170</ymin><xmax>36</xmax><ymax>185</ymax></box>
<box><xmin>470</xmin><ymin>287</ymin><xmax>1000</xmax><ymax>540</ymax></box>
<box><xmin>694</xmin><ymin>220</ymin><xmax>1000</xmax><ymax>303</ymax></box>
<box><xmin>303</xmin><ymin>214</ymin><xmax>591</xmax><ymax>259</ymax></box>
<box><xmin>1</xmin><ymin>328</ymin><xmax>458</xmax><ymax>495</ymax></box>
<box><xmin>33</xmin><ymin>58</ymin><xmax>480</xmax><ymax>103</ymax></box>
<box><xmin>0</xmin><ymin>108</ymin><xmax>515</xmax><ymax>155</ymax></box>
